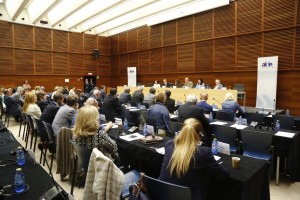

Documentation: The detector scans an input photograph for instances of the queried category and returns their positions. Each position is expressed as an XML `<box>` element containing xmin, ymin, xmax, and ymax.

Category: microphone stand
<box><xmin>212</xmin><ymin>98</ymin><xmax>222</xmax><ymax>109</ymax></box>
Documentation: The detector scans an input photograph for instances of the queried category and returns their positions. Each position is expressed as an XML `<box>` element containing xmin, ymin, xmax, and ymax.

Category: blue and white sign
<box><xmin>256</xmin><ymin>56</ymin><xmax>278</xmax><ymax>110</ymax></box>
<box><xmin>127</xmin><ymin>67</ymin><xmax>137</xmax><ymax>87</ymax></box>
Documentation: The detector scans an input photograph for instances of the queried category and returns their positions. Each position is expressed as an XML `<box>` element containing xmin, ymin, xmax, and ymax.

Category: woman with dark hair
<box><xmin>36</xmin><ymin>91</ymin><xmax>49</xmax><ymax>112</ymax></box>
<box><xmin>195</xmin><ymin>78</ymin><xmax>205</xmax><ymax>89</ymax></box>
<box><xmin>159</xmin><ymin>118</ymin><xmax>229</xmax><ymax>200</ymax></box>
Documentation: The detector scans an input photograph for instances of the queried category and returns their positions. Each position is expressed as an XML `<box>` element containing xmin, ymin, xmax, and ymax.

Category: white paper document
<box><xmin>213</xmin><ymin>155</ymin><xmax>221</xmax><ymax>161</ymax></box>
<box><xmin>275</xmin><ymin>131</ymin><xmax>295</xmax><ymax>138</ymax></box>
<box><xmin>119</xmin><ymin>133</ymin><xmax>144</xmax><ymax>141</ymax></box>
<box><xmin>169</xmin><ymin>114</ymin><xmax>177</xmax><ymax>119</ymax></box>
<box><xmin>129</xmin><ymin>108</ymin><xmax>140</xmax><ymax>111</ymax></box>
<box><xmin>153</xmin><ymin>147</ymin><xmax>165</xmax><ymax>155</ymax></box>
<box><xmin>102</xmin><ymin>123</ymin><xmax>118</xmax><ymax>129</ymax></box>
<box><xmin>230</xmin><ymin>124</ymin><xmax>248</xmax><ymax>130</ymax></box>
<box><xmin>217</xmin><ymin>142</ymin><xmax>230</xmax><ymax>155</ymax></box>
<box><xmin>210</xmin><ymin>121</ymin><xmax>228</xmax><ymax>125</ymax></box>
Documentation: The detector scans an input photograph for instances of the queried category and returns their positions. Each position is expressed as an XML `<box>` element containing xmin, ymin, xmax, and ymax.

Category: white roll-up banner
<box><xmin>256</xmin><ymin>56</ymin><xmax>278</xmax><ymax>110</ymax></box>
<box><xmin>127</xmin><ymin>67</ymin><xmax>137</xmax><ymax>87</ymax></box>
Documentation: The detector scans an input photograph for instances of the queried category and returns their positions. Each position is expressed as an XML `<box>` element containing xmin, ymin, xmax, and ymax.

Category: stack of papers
<box><xmin>275</xmin><ymin>131</ymin><xmax>295</xmax><ymax>138</ymax></box>
<box><xmin>210</xmin><ymin>121</ymin><xmax>228</xmax><ymax>125</ymax></box>
<box><xmin>230</xmin><ymin>124</ymin><xmax>248</xmax><ymax>130</ymax></box>
<box><xmin>102</xmin><ymin>123</ymin><xmax>118</xmax><ymax>129</ymax></box>
<box><xmin>119</xmin><ymin>133</ymin><xmax>144</xmax><ymax>141</ymax></box>
<box><xmin>169</xmin><ymin>114</ymin><xmax>177</xmax><ymax>119</ymax></box>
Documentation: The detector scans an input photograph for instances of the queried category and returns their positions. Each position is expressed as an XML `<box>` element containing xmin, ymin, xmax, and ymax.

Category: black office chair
<box><xmin>244</xmin><ymin>112</ymin><xmax>264</xmax><ymax>125</ymax></box>
<box><xmin>25</xmin><ymin>114</ymin><xmax>38</xmax><ymax>152</ymax></box>
<box><xmin>145</xmin><ymin>116</ymin><xmax>157</xmax><ymax>134</ymax></box>
<box><xmin>169</xmin><ymin>121</ymin><xmax>182</xmax><ymax>134</ymax></box>
<box><xmin>272</xmin><ymin>115</ymin><xmax>295</xmax><ymax>130</ymax></box>
<box><xmin>70</xmin><ymin>140</ymin><xmax>92</xmax><ymax>195</ymax></box>
<box><xmin>216</xmin><ymin>111</ymin><xmax>235</xmax><ymax>121</ymax></box>
<box><xmin>130</xmin><ymin>101</ymin><xmax>138</xmax><ymax>107</ymax></box>
<box><xmin>140</xmin><ymin>102</ymin><xmax>149</xmax><ymax>109</ymax></box>
<box><xmin>233</xmin><ymin>84</ymin><xmax>245</xmax><ymax>92</ymax></box>
<box><xmin>42</xmin><ymin>121</ymin><xmax>56</xmax><ymax>174</ymax></box>
<box><xmin>129</xmin><ymin>110</ymin><xmax>140</xmax><ymax>127</ymax></box>
<box><xmin>143</xmin><ymin>174</ymin><xmax>191</xmax><ymax>200</ymax></box>
<box><xmin>212</xmin><ymin>125</ymin><xmax>239</xmax><ymax>153</ymax></box>
<box><xmin>20</xmin><ymin>112</ymin><xmax>28</xmax><ymax>139</ymax></box>
<box><xmin>32</xmin><ymin>117</ymin><xmax>48</xmax><ymax>164</ymax></box>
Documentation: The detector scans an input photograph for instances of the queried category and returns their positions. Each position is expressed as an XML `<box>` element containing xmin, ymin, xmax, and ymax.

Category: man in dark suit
<box><xmin>178</xmin><ymin>94</ymin><xmax>213</xmax><ymax>145</ymax></box>
<box><xmin>103</xmin><ymin>88</ymin><xmax>122</xmax><ymax>122</ymax></box>
<box><xmin>161</xmin><ymin>78</ymin><xmax>171</xmax><ymax>88</ymax></box>
<box><xmin>131</xmin><ymin>86</ymin><xmax>144</xmax><ymax>104</ymax></box>
<box><xmin>196</xmin><ymin>92</ymin><xmax>213</xmax><ymax>113</ymax></box>
<box><xmin>164</xmin><ymin>90</ymin><xmax>175</xmax><ymax>113</ymax></box>
<box><xmin>40</xmin><ymin>92</ymin><xmax>64</xmax><ymax>125</ymax></box>
<box><xmin>119</xmin><ymin>88</ymin><xmax>131</xmax><ymax>104</ymax></box>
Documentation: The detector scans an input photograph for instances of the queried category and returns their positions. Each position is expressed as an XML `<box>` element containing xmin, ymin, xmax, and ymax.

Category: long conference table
<box><xmin>117</xmin><ymin>86</ymin><xmax>238</xmax><ymax>108</ymax></box>
<box><xmin>108</xmin><ymin>129</ymin><xmax>270</xmax><ymax>200</ymax></box>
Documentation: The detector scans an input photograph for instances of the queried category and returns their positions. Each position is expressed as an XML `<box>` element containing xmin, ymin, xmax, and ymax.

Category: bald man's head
<box><xmin>200</xmin><ymin>93</ymin><xmax>208</xmax><ymax>101</ymax></box>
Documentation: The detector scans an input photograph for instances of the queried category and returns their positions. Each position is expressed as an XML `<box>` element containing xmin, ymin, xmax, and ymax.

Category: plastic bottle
<box><xmin>239</xmin><ymin>116</ymin><xmax>242</xmax><ymax>125</ymax></box>
<box><xmin>16</xmin><ymin>146</ymin><xmax>25</xmax><ymax>166</ymax></box>
<box><xmin>211</xmin><ymin>138</ymin><xmax>218</xmax><ymax>155</ymax></box>
<box><xmin>209</xmin><ymin>112</ymin><xmax>213</xmax><ymax>122</ymax></box>
<box><xmin>124</xmin><ymin>118</ymin><xmax>128</xmax><ymax>130</ymax></box>
<box><xmin>15</xmin><ymin>168</ymin><xmax>25</xmax><ymax>193</ymax></box>
<box><xmin>143</xmin><ymin>123</ymin><xmax>148</xmax><ymax>136</ymax></box>
<box><xmin>286</xmin><ymin>109</ymin><xmax>290</xmax><ymax>116</ymax></box>
<box><xmin>275</xmin><ymin>120</ymin><xmax>280</xmax><ymax>132</ymax></box>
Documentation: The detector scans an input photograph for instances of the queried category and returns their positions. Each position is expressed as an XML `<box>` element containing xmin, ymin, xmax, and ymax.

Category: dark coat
<box><xmin>103</xmin><ymin>94</ymin><xmax>122</xmax><ymax>122</ymax></box>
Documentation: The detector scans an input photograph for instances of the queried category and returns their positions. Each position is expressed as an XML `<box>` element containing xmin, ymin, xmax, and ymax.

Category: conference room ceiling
<box><xmin>0</xmin><ymin>0</ymin><xmax>230</xmax><ymax>36</ymax></box>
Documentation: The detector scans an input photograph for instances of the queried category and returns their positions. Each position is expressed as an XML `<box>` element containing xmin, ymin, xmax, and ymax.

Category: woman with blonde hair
<box><xmin>222</xmin><ymin>92</ymin><xmax>244</xmax><ymax>114</ymax></box>
<box><xmin>22</xmin><ymin>91</ymin><xmax>41</xmax><ymax>119</ymax></box>
<box><xmin>159</xmin><ymin>118</ymin><xmax>229</xmax><ymax>200</ymax></box>
<box><xmin>72</xmin><ymin>105</ymin><xmax>119</xmax><ymax>164</ymax></box>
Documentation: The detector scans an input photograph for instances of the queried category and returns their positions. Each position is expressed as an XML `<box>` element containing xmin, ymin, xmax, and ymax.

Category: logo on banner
<box><xmin>261</xmin><ymin>61</ymin><xmax>273</xmax><ymax>68</ymax></box>
<box><xmin>129</xmin><ymin>70</ymin><xmax>135</xmax><ymax>73</ymax></box>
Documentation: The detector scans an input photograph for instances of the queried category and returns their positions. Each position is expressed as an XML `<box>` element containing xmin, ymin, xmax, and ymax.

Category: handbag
<box><xmin>128</xmin><ymin>173</ymin><xmax>149</xmax><ymax>200</ymax></box>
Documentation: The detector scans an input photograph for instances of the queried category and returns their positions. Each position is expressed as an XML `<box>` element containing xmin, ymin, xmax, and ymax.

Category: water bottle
<box><xmin>286</xmin><ymin>109</ymin><xmax>290</xmax><ymax>116</ymax></box>
<box><xmin>209</xmin><ymin>112</ymin><xmax>213</xmax><ymax>122</ymax></box>
<box><xmin>211</xmin><ymin>138</ymin><xmax>218</xmax><ymax>155</ymax></box>
<box><xmin>275</xmin><ymin>120</ymin><xmax>280</xmax><ymax>132</ymax></box>
<box><xmin>239</xmin><ymin>116</ymin><xmax>242</xmax><ymax>125</ymax></box>
<box><xmin>124</xmin><ymin>118</ymin><xmax>128</xmax><ymax>130</ymax></box>
<box><xmin>15</xmin><ymin>168</ymin><xmax>25</xmax><ymax>193</ymax></box>
<box><xmin>143</xmin><ymin>123</ymin><xmax>148</xmax><ymax>136</ymax></box>
<box><xmin>16</xmin><ymin>146</ymin><xmax>25</xmax><ymax>166</ymax></box>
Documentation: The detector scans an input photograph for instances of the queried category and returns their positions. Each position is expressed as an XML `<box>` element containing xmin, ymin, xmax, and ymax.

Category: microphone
<box><xmin>212</xmin><ymin>98</ymin><xmax>222</xmax><ymax>105</ymax></box>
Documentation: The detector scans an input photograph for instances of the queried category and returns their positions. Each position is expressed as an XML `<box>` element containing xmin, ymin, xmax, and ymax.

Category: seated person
<box><xmin>72</xmin><ymin>105</ymin><xmax>119</xmax><ymax>164</ymax></box>
<box><xmin>153</xmin><ymin>80</ymin><xmax>161</xmax><ymax>88</ymax></box>
<box><xmin>119</xmin><ymin>88</ymin><xmax>131</xmax><ymax>104</ymax></box>
<box><xmin>40</xmin><ymin>92</ymin><xmax>64</xmax><ymax>125</ymax></box>
<box><xmin>195</xmin><ymin>79</ymin><xmax>205</xmax><ymax>89</ymax></box>
<box><xmin>36</xmin><ymin>91</ymin><xmax>49</xmax><ymax>112</ymax></box>
<box><xmin>131</xmin><ymin>86</ymin><xmax>144</xmax><ymax>104</ymax></box>
<box><xmin>159</xmin><ymin>118</ymin><xmax>229</xmax><ymax>200</ymax></box>
<box><xmin>196</xmin><ymin>93</ymin><xmax>213</xmax><ymax>113</ymax></box>
<box><xmin>222</xmin><ymin>92</ymin><xmax>245</xmax><ymax>114</ymax></box>
<box><xmin>4</xmin><ymin>89</ymin><xmax>21</xmax><ymax>122</ymax></box>
<box><xmin>102</xmin><ymin>88</ymin><xmax>122</xmax><ymax>122</ymax></box>
<box><xmin>22</xmin><ymin>92</ymin><xmax>41</xmax><ymax>119</ymax></box>
<box><xmin>214</xmin><ymin>79</ymin><xmax>223</xmax><ymax>90</ymax></box>
<box><xmin>161</xmin><ymin>78</ymin><xmax>171</xmax><ymax>88</ymax></box>
<box><xmin>174</xmin><ymin>79</ymin><xmax>182</xmax><ymax>88</ymax></box>
<box><xmin>143</xmin><ymin>87</ymin><xmax>156</xmax><ymax>106</ymax></box>
<box><xmin>183</xmin><ymin>77</ymin><xmax>193</xmax><ymax>88</ymax></box>
<box><xmin>164</xmin><ymin>90</ymin><xmax>175</xmax><ymax>114</ymax></box>
<box><xmin>147</xmin><ymin>93</ymin><xmax>172</xmax><ymax>136</ymax></box>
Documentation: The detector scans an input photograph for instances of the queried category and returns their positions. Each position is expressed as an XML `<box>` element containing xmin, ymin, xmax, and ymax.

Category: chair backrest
<box><xmin>145</xmin><ymin>116</ymin><xmax>157</xmax><ymax>134</ymax></box>
<box><xmin>216</xmin><ymin>111</ymin><xmax>235</xmax><ymax>122</ymax></box>
<box><xmin>42</xmin><ymin>121</ymin><xmax>56</xmax><ymax>142</ymax></box>
<box><xmin>25</xmin><ymin>114</ymin><xmax>35</xmax><ymax>130</ymax></box>
<box><xmin>233</xmin><ymin>84</ymin><xmax>245</xmax><ymax>92</ymax></box>
<box><xmin>140</xmin><ymin>102</ymin><xmax>149</xmax><ymax>109</ymax></box>
<box><xmin>272</xmin><ymin>115</ymin><xmax>295</xmax><ymax>130</ymax></box>
<box><xmin>244</xmin><ymin>112</ymin><xmax>264</xmax><ymax>124</ymax></box>
<box><xmin>169</xmin><ymin>121</ymin><xmax>182</xmax><ymax>133</ymax></box>
<box><xmin>130</xmin><ymin>101</ymin><xmax>138</xmax><ymax>107</ymax></box>
<box><xmin>32</xmin><ymin>117</ymin><xmax>48</xmax><ymax>141</ymax></box>
<box><xmin>240</xmin><ymin>129</ymin><xmax>273</xmax><ymax>154</ymax></box>
<box><xmin>70</xmin><ymin>140</ymin><xmax>92</xmax><ymax>172</ymax></box>
<box><xmin>129</xmin><ymin>111</ymin><xmax>140</xmax><ymax>127</ymax></box>
<box><xmin>144</xmin><ymin>175</ymin><xmax>191</xmax><ymax>200</ymax></box>
<box><xmin>212</xmin><ymin>125</ymin><xmax>237</xmax><ymax>146</ymax></box>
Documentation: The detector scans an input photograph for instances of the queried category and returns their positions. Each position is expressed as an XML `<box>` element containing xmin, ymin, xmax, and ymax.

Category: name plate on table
<box><xmin>217</xmin><ymin>142</ymin><xmax>230</xmax><ymax>155</ymax></box>
<box><xmin>275</xmin><ymin>131</ymin><xmax>295</xmax><ymax>138</ymax></box>
<box><xmin>147</xmin><ymin>125</ymin><xmax>155</xmax><ymax>134</ymax></box>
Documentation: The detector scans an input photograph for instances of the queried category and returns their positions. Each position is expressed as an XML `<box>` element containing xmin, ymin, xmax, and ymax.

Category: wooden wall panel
<box><xmin>119</xmin><ymin>54</ymin><xmax>128</xmax><ymax>75</ymax></box>
<box><xmin>110</xmin><ymin>35</ymin><xmax>119</xmax><ymax>55</ymax></box>
<box><xmin>177</xmin><ymin>44</ymin><xmax>194</xmax><ymax>73</ymax></box>
<box><xmin>98</xmin><ymin>56</ymin><xmax>111</xmax><ymax>75</ymax></box>
<box><xmin>0</xmin><ymin>48</ymin><xmax>14</xmax><ymax>74</ymax></box>
<box><xmin>294</xmin><ymin>27</ymin><xmax>300</xmax><ymax>68</ymax></box>
<box><xmin>237</xmin><ymin>0</ymin><xmax>262</xmax><ymax>34</ymax></box>
<box><xmin>84</xmin><ymin>34</ymin><xmax>97</xmax><ymax>54</ymax></box>
<box><xmin>119</xmin><ymin>33</ymin><xmax>128</xmax><ymax>54</ymax></box>
<box><xmin>53</xmin><ymin>30</ymin><xmax>68</xmax><ymax>52</ymax></box>
<box><xmin>264</xmin><ymin>0</ymin><xmax>295</xmax><ymax>30</ymax></box>
<box><xmin>129</xmin><ymin>52</ymin><xmax>138</xmax><ymax>68</ymax></box>
<box><xmin>214</xmin><ymin>4</ymin><xmax>235</xmax><ymax>37</ymax></box>
<box><xmin>0</xmin><ymin>21</ymin><xmax>13</xmax><ymax>47</ymax></box>
<box><xmin>163</xmin><ymin>21</ymin><xmax>176</xmax><ymax>46</ymax></box>
<box><xmin>237</xmin><ymin>33</ymin><xmax>262</xmax><ymax>70</ymax></box>
<box><xmin>150</xmin><ymin>48</ymin><xmax>162</xmax><ymax>73</ymax></box>
<box><xmin>98</xmin><ymin>36</ymin><xmax>110</xmax><ymax>55</ymax></box>
<box><xmin>163</xmin><ymin>46</ymin><xmax>177</xmax><ymax>73</ymax></box>
<box><xmin>195</xmin><ymin>41</ymin><xmax>213</xmax><ymax>72</ymax></box>
<box><xmin>15</xmin><ymin>49</ymin><xmax>34</xmax><ymax>74</ymax></box>
<box><xmin>35</xmin><ymin>27</ymin><xmax>52</xmax><ymax>50</ymax></box>
<box><xmin>14</xmin><ymin>24</ymin><xmax>33</xmax><ymax>49</ymax></box>
<box><xmin>177</xmin><ymin>16</ymin><xmax>193</xmax><ymax>43</ymax></box>
<box><xmin>214</xmin><ymin>37</ymin><xmax>235</xmax><ymax>70</ymax></box>
<box><xmin>111</xmin><ymin>55</ymin><xmax>119</xmax><ymax>75</ymax></box>
<box><xmin>69</xmin><ymin>53</ymin><xmax>83</xmax><ymax>75</ymax></box>
<box><xmin>53</xmin><ymin>52</ymin><xmax>68</xmax><ymax>74</ymax></box>
<box><xmin>194</xmin><ymin>11</ymin><xmax>213</xmax><ymax>41</ymax></box>
<box><xmin>297</xmin><ymin>1</ymin><xmax>300</xmax><ymax>25</ymax></box>
<box><xmin>150</xmin><ymin>25</ymin><xmax>162</xmax><ymax>48</ymax></box>
<box><xmin>264</xmin><ymin>29</ymin><xmax>294</xmax><ymax>69</ymax></box>
<box><xmin>84</xmin><ymin>55</ymin><xmax>97</xmax><ymax>74</ymax></box>
<box><xmin>138</xmin><ymin>51</ymin><xmax>149</xmax><ymax>74</ymax></box>
<box><xmin>35</xmin><ymin>51</ymin><xmax>52</xmax><ymax>74</ymax></box>
<box><xmin>138</xmin><ymin>27</ymin><xmax>149</xmax><ymax>50</ymax></box>
<box><xmin>128</xmin><ymin>30</ymin><xmax>137</xmax><ymax>52</ymax></box>
<box><xmin>69</xmin><ymin>32</ymin><xmax>83</xmax><ymax>53</ymax></box>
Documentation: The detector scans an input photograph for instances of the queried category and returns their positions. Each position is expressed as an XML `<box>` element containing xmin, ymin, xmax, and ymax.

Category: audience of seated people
<box><xmin>143</xmin><ymin>87</ymin><xmax>156</xmax><ymax>106</ymax></box>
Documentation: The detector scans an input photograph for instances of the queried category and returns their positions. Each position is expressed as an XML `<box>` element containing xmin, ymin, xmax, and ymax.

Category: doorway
<box><xmin>83</xmin><ymin>76</ymin><xmax>97</xmax><ymax>94</ymax></box>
